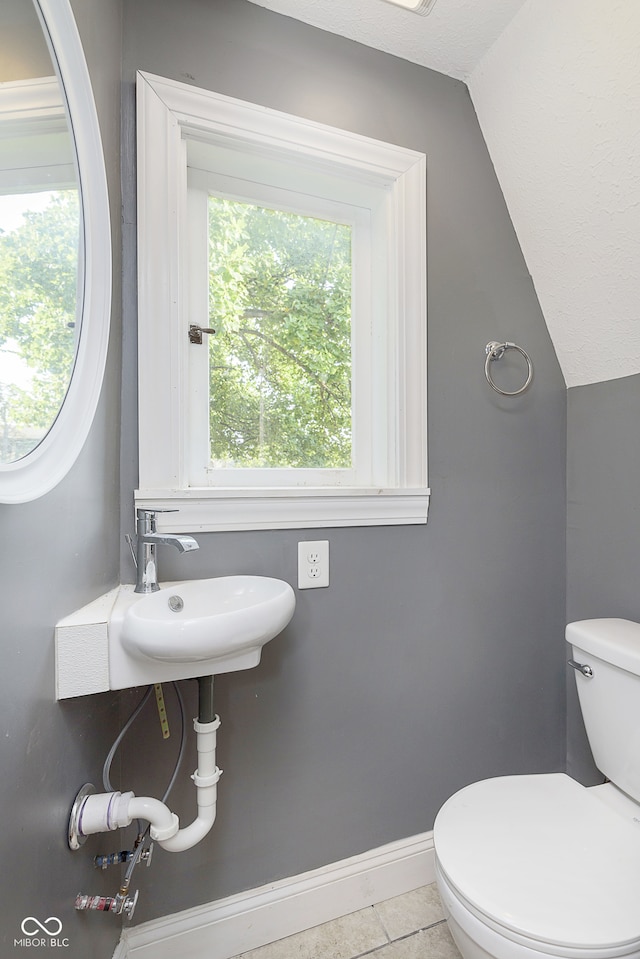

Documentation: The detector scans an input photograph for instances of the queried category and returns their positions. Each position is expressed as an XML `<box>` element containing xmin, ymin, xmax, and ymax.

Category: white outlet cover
<box><xmin>298</xmin><ymin>540</ymin><xmax>329</xmax><ymax>589</ymax></box>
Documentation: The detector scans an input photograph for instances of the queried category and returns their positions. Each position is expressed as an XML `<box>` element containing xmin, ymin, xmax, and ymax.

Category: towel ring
<box><xmin>485</xmin><ymin>341</ymin><xmax>533</xmax><ymax>396</ymax></box>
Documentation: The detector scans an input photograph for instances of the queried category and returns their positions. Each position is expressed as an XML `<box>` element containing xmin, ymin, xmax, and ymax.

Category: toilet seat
<box><xmin>435</xmin><ymin>862</ymin><xmax>640</xmax><ymax>959</ymax></box>
<box><xmin>433</xmin><ymin>773</ymin><xmax>640</xmax><ymax>956</ymax></box>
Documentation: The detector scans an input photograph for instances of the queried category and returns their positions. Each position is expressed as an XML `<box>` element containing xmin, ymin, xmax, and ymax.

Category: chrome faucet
<box><xmin>132</xmin><ymin>508</ymin><xmax>199</xmax><ymax>593</ymax></box>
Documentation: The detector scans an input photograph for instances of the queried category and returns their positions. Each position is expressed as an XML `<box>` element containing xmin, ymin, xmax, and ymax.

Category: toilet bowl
<box><xmin>433</xmin><ymin>619</ymin><xmax>640</xmax><ymax>959</ymax></box>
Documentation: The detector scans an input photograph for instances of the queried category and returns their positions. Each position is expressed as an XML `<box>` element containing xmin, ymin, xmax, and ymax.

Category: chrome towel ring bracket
<box><xmin>484</xmin><ymin>341</ymin><xmax>533</xmax><ymax>396</ymax></box>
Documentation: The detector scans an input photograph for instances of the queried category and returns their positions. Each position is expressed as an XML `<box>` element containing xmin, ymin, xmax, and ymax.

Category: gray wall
<box><xmin>120</xmin><ymin>0</ymin><xmax>567</xmax><ymax>925</ymax></box>
<box><xmin>566</xmin><ymin>373</ymin><xmax>640</xmax><ymax>783</ymax></box>
<box><xmin>0</xmin><ymin>1</ymin><xmax>122</xmax><ymax>957</ymax></box>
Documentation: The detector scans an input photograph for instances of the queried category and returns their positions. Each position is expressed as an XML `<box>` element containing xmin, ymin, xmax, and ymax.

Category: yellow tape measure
<box><xmin>154</xmin><ymin>684</ymin><xmax>170</xmax><ymax>739</ymax></box>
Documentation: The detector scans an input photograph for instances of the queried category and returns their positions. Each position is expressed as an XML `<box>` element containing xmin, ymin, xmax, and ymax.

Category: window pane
<box><xmin>207</xmin><ymin>196</ymin><xmax>352</xmax><ymax>469</ymax></box>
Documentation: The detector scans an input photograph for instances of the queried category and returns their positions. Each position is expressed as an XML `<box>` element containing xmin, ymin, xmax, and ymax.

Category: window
<box><xmin>136</xmin><ymin>72</ymin><xmax>429</xmax><ymax>531</ymax></box>
<box><xmin>189</xmin><ymin>191</ymin><xmax>355</xmax><ymax>479</ymax></box>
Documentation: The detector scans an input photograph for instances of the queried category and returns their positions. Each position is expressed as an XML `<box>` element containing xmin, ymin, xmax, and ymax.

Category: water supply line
<box><xmin>69</xmin><ymin>677</ymin><xmax>222</xmax><ymax>855</ymax></box>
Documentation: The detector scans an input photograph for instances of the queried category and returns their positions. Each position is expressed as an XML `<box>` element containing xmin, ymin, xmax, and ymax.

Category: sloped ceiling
<box><xmin>245</xmin><ymin>0</ymin><xmax>529</xmax><ymax>81</ymax></box>
<box><xmin>247</xmin><ymin>0</ymin><xmax>640</xmax><ymax>388</ymax></box>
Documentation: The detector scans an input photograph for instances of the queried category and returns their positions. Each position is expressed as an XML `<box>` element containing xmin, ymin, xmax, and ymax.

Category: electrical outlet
<box><xmin>298</xmin><ymin>540</ymin><xmax>329</xmax><ymax>589</ymax></box>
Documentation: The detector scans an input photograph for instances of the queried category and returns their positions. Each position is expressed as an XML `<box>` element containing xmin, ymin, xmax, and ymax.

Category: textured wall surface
<box><xmin>245</xmin><ymin>0</ymin><xmax>529</xmax><ymax>80</ymax></box>
<box><xmin>470</xmin><ymin>0</ymin><xmax>640</xmax><ymax>387</ymax></box>
<box><xmin>0</xmin><ymin>1</ymin><xmax>123</xmax><ymax>957</ymax></box>
<box><xmin>119</xmin><ymin>0</ymin><xmax>567</xmax><ymax>925</ymax></box>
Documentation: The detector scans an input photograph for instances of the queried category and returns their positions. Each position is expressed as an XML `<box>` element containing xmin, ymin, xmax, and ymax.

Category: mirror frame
<box><xmin>0</xmin><ymin>0</ymin><xmax>111</xmax><ymax>503</ymax></box>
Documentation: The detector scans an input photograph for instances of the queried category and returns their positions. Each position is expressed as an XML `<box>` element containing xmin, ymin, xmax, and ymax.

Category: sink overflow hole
<box><xmin>168</xmin><ymin>595</ymin><xmax>184</xmax><ymax>612</ymax></box>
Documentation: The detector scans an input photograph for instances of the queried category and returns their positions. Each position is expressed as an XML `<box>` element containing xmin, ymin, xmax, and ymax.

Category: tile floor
<box><xmin>232</xmin><ymin>883</ymin><xmax>463</xmax><ymax>959</ymax></box>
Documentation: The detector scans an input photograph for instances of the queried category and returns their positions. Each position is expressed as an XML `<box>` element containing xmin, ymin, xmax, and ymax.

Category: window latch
<box><xmin>188</xmin><ymin>324</ymin><xmax>216</xmax><ymax>345</ymax></box>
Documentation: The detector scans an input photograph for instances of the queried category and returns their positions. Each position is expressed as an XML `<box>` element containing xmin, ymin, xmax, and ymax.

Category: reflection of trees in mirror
<box><xmin>0</xmin><ymin>190</ymin><xmax>79</xmax><ymax>463</ymax></box>
<box><xmin>207</xmin><ymin>197</ymin><xmax>352</xmax><ymax>470</ymax></box>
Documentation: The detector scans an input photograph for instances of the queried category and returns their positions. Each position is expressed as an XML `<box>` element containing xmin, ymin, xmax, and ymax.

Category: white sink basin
<box><xmin>108</xmin><ymin>576</ymin><xmax>295</xmax><ymax>689</ymax></box>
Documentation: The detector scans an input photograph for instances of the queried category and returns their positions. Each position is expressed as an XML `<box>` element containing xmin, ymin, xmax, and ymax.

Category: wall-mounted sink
<box><xmin>123</xmin><ymin>576</ymin><xmax>294</xmax><ymax>663</ymax></box>
<box><xmin>56</xmin><ymin>576</ymin><xmax>296</xmax><ymax>699</ymax></box>
<box><xmin>106</xmin><ymin>576</ymin><xmax>295</xmax><ymax>689</ymax></box>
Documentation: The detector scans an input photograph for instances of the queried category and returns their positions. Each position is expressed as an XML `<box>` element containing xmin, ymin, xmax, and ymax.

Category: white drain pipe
<box><xmin>76</xmin><ymin>716</ymin><xmax>222</xmax><ymax>853</ymax></box>
<box><xmin>156</xmin><ymin>716</ymin><xmax>221</xmax><ymax>852</ymax></box>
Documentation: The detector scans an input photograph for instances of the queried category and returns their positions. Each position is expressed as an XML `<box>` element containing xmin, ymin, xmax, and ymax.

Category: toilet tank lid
<box><xmin>566</xmin><ymin>618</ymin><xmax>640</xmax><ymax>676</ymax></box>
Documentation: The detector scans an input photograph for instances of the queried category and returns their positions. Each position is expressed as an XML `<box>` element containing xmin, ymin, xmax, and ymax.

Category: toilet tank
<box><xmin>566</xmin><ymin>618</ymin><xmax>640</xmax><ymax>803</ymax></box>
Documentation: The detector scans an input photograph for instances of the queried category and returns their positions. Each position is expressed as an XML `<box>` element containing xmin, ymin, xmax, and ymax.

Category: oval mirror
<box><xmin>0</xmin><ymin>0</ymin><xmax>110</xmax><ymax>502</ymax></box>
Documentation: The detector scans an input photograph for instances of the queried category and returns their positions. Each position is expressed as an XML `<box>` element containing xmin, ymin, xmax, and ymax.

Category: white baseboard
<box><xmin>116</xmin><ymin>831</ymin><xmax>435</xmax><ymax>959</ymax></box>
<box><xmin>111</xmin><ymin>941</ymin><xmax>128</xmax><ymax>959</ymax></box>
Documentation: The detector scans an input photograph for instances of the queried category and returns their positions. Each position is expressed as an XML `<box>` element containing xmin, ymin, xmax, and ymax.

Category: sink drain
<box><xmin>168</xmin><ymin>595</ymin><xmax>184</xmax><ymax>612</ymax></box>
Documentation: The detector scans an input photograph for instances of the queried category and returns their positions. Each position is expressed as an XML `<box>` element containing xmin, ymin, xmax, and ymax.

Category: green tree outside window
<box><xmin>207</xmin><ymin>197</ymin><xmax>353</xmax><ymax>470</ymax></box>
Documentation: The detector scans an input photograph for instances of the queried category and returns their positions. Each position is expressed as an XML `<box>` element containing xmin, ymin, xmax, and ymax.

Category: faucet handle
<box><xmin>124</xmin><ymin>533</ymin><xmax>138</xmax><ymax>569</ymax></box>
<box><xmin>136</xmin><ymin>507</ymin><xmax>179</xmax><ymax>535</ymax></box>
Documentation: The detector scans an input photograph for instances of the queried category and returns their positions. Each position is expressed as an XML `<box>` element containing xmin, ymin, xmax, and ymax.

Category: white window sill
<box><xmin>134</xmin><ymin>488</ymin><xmax>431</xmax><ymax>532</ymax></box>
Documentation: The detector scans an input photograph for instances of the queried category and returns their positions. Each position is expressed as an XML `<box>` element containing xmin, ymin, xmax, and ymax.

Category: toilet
<box><xmin>433</xmin><ymin>619</ymin><xmax>640</xmax><ymax>959</ymax></box>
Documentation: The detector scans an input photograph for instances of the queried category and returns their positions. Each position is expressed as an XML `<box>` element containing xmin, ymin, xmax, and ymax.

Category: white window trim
<box><xmin>136</xmin><ymin>71</ymin><xmax>429</xmax><ymax>531</ymax></box>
